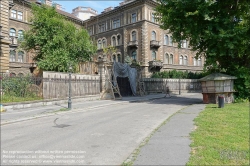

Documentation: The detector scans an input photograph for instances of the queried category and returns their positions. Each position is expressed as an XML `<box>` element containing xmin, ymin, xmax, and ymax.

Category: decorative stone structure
<box><xmin>199</xmin><ymin>73</ymin><xmax>237</xmax><ymax>104</ymax></box>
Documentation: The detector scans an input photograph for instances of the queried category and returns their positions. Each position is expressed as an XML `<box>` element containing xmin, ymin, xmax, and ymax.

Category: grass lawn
<box><xmin>187</xmin><ymin>102</ymin><xmax>249</xmax><ymax>165</ymax></box>
<box><xmin>2</xmin><ymin>95</ymin><xmax>43</xmax><ymax>103</ymax></box>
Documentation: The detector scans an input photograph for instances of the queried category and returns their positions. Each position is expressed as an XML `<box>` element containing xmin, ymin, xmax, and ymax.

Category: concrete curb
<box><xmin>2</xmin><ymin>95</ymin><xmax>101</xmax><ymax>111</ymax></box>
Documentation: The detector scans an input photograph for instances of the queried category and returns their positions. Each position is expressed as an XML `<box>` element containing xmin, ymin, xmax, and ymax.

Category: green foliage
<box><xmin>156</xmin><ymin>0</ymin><xmax>250</xmax><ymax>100</ymax></box>
<box><xmin>20</xmin><ymin>3</ymin><xmax>96</xmax><ymax>72</ymax></box>
<box><xmin>1</xmin><ymin>75</ymin><xmax>42</xmax><ymax>103</ymax></box>
<box><xmin>151</xmin><ymin>70</ymin><xmax>204</xmax><ymax>79</ymax></box>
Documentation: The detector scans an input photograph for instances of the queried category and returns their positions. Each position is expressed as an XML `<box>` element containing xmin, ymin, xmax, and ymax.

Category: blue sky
<box><xmin>53</xmin><ymin>1</ymin><xmax>123</xmax><ymax>14</ymax></box>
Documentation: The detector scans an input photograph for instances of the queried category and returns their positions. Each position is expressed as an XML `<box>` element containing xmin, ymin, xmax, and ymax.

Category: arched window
<box><xmin>170</xmin><ymin>54</ymin><xmax>173</xmax><ymax>64</ymax></box>
<box><xmin>18</xmin><ymin>73</ymin><xmax>24</xmax><ymax>77</ymax></box>
<box><xmin>164</xmin><ymin>53</ymin><xmax>169</xmax><ymax>64</ymax></box>
<box><xmin>112</xmin><ymin>55</ymin><xmax>116</xmax><ymax>62</ymax></box>
<box><xmin>117</xmin><ymin>54</ymin><xmax>121</xmax><ymax>62</ymax></box>
<box><xmin>10</xmin><ymin>28</ymin><xmax>16</xmax><ymax>37</ymax></box>
<box><xmin>198</xmin><ymin>58</ymin><xmax>202</xmax><ymax>66</ymax></box>
<box><xmin>164</xmin><ymin>35</ymin><xmax>169</xmax><ymax>45</ymax></box>
<box><xmin>102</xmin><ymin>39</ymin><xmax>106</xmax><ymax>48</ymax></box>
<box><xmin>117</xmin><ymin>35</ymin><xmax>121</xmax><ymax>45</ymax></box>
<box><xmin>151</xmin><ymin>31</ymin><xmax>156</xmax><ymax>40</ymax></box>
<box><xmin>10</xmin><ymin>50</ymin><xmax>16</xmax><ymax>62</ymax></box>
<box><xmin>132</xmin><ymin>31</ymin><xmax>136</xmax><ymax>41</ymax></box>
<box><xmin>97</xmin><ymin>40</ymin><xmax>102</xmax><ymax>49</ymax></box>
<box><xmin>132</xmin><ymin>51</ymin><xmax>136</xmax><ymax>60</ymax></box>
<box><xmin>18</xmin><ymin>30</ymin><xmax>24</xmax><ymax>40</ymax></box>
<box><xmin>152</xmin><ymin>51</ymin><xmax>156</xmax><ymax>60</ymax></box>
<box><xmin>169</xmin><ymin>36</ymin><xmax>173</xmax><ymax>46</ymax></box>
<box><xmin>18</xmin><ymin>51</ymin><xmax>24</xmax><ymax>62</ymax></box>
<box><xmin>10</xmin><ymin>73</ymin><xmax>16</xmax><ymax>77</ymax></box>
<box><xmin>179</xmin><ymin>55</ymin><xmax>183</xmax><ymax>65</ymax></box>
<box><xmin>184</xmin><ymin>56</ymin><xmax>188</xmax><ymax>65</ymax></box>
<box><xmin>193</xmin><ymin>57</ymin><xmax>197</xmax><ymax>66</ymax></box>
<box><xmin>112</xmin><ymin>36</ymin><xmax>116</xmax><ymax>46</ymax></box>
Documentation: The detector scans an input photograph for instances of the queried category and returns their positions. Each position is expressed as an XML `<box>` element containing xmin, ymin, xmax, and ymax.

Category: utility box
<box><xmin>199</xmin><ymin>73</ymin><xmax>236</xmax><ymax>104</ymax></box>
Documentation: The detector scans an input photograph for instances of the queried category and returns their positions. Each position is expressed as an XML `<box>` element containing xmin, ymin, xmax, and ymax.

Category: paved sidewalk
<box><xmin>132</xmin><ymin>103</ymin><xmax>206</xmax><ymax>165</ymax></box>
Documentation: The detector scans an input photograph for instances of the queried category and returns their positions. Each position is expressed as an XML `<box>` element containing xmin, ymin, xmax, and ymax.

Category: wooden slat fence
<box><xmin>43</xmin><ymin>71</ymin><xmax>100</xmax><ymax>99</ymax></box>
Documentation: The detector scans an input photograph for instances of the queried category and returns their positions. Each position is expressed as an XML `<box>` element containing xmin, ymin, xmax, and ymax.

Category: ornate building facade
<box><xmin>85</xmin><ymin>0</ymin><xmax>204</xmax><ymax>77</ymax></box>
<box><xmin>0</xmin><ymin>0</ymin><xmax>83</xmax><ymax>76</ymax></box>
<box><xmin>1</xmin><ymin>0</ymin><xmax>204</xmax><ymax>77</ymax></box>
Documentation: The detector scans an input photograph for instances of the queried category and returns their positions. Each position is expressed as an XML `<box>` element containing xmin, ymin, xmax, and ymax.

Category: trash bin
<box><xmin>218</xmin><ymin>96</ymin><xmax>224</xmax><ymax>108</ymax></box>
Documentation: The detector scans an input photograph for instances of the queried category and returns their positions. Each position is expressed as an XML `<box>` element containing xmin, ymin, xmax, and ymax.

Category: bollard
<box><xmin>218</xmin><ymin>96</ymin><xmax>224</xmax><ymax>108</ymax></box>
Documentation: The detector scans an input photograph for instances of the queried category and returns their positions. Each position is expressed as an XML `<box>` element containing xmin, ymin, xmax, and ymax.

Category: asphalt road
<box><xmin>1</xmin><ymin>94</ymin><xmax>203</xmax><ymax>165</ymax></box>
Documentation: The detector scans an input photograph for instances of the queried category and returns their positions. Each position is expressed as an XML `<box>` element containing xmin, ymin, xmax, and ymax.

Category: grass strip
<box><xmin>187</xmin><ymin>102</ymin><xmax>249</xmax><ymax>165</ymax></box>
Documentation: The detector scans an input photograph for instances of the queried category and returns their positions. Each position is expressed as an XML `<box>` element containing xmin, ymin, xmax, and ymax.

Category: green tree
<box><xmin>20</xmin><ymin>3</ymin><xmax>96</xmax><ymax>72</ymax></box>
<box><xmin>156</xmin><ymin>0</ymin><xmax>250</xmax><ymax>100</ymax></box>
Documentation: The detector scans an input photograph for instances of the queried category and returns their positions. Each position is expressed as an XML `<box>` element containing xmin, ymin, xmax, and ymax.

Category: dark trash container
<box><xmin>218</xmin><ymin>96</ymin><xmax>224</xmax><ymax>108</ymax></box>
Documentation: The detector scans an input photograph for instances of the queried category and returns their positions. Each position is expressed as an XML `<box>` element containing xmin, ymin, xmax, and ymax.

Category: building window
<box><xmin>102</xmin><ymin>39</ymin><xmax>106</xmax><ymax>48</ymax></box>
<box><xmin>151</xmin><ymin>31</ymin><xmax>156</xmax><ymax>40</ymax></box>
<box><xmin>113</xmin><ymin>19</ymin><xmax>120</xmax><ymax>29</ymax></box>
<box><xmin>18</xmin><ymin>51</ymin><xmax>24</xmax><ymax>62</ymax></box>
<box><xmin>193</xmin><ymin>57</ymin><xmax>197</xmax><ymax>66</ymax></box>
<box><xmin>169</xmin><ymin>36</ymin><xmax>173</xmax><ymax>46</ymax></box>
<box><xmin>132</xmin><ymin>51</ymin><xmax>136</xmax><ymax>60</ymax></box>
<box><xmin>198</xmin><ymin>58</ymin><xmax>202</xmax><ymax>66</ymax></box>
<box><xmin>170</xmin><ymin>54</ymin><xmax>173</xmax><ymax>64</ymax></box>
<box><xmin>18</xmin><ymin>30</ymin><xmax>24</xmax><ymax>40</ymax></box>
<box><xmin>132</xmin><ymin>31</ymin><xmax>136</xmax><ymax>41</ymax></box>
<box><xmin>17</xmin><ymin>11</ymin><xmax>23</xmax><ymax>20</ymax></box>
<box><xmin>179</xmin><ymin>55</ymin><xmax>183</xmax><ymax>65</ymax></box>
<box><xmin>117</xmin><ymin>35</ymin><xmax>121</xmax><ymax>45</ymax></box>
<box><xmin>99</xmin><ymin>24</ymin><xmax>105</xmax><ymax>32</ymax></box>
<box><xmin>88</xmin><ymin>28</ymin><xmax>92</xmax><ymax>35</ymax></box>
<box><xmin>18</xmin><ymin>73</ymin><xmax>24</xmax><ymax>77</ymax></box>
<box><xmin>10</xmin><ymin>28</ymin><xmax>16</xmax><ymax>37</ymax></box>
<box><xmin>112</xmin><ymin>36</ymin><xmax>116</xmax><ymax>46</ymax></box>
<box><xmin>117</xmin><ymin>54</ymin><xmax>121</xmax><ymax>62</ymax></box>
<box><xmin>164</xmin><ymin>35</ymin><xmax>169</xmax><ymax>45</ymax></box>
<box><xmin>113</xmin><ymin>55</ymin><xmax>116</xmax><ymax>62</ymax></box>
<box><xmin>151</xmin><ymin>13</ymin><xmax>155</xmax><ymax>23</ymax></box>
<box><xmin>10</xmin><ymin>50</ymin><xmax>16</xmax><ymax>62</ymax></box>
<box><xmin>152</xmin><ymin>51</ymin><xmax>156</xmax><ymax>60</ymax></box>
<box><xmin>164</xmin><ymin>53</ymin><xmax>169</xmax><ymax>64</ymax></box>
<box><xmin>97</xmin><ymin>40</ymin><xmax>102</xmax><ymax>49</ymax></box>
<box><xmin>181</xmin><ymin>40</ymin><xmax>187</xmax><ymax>48</ymax></box>
<box><xmin>184</xmin><ymin>56</ymin><xmax>188</xmax><ymax>65</ymax></box>
<box><xmin>131</xmin><ymin>13</ymin><xmax>137</xmax><ymax>23</ymax></box>
<box><xmin>11</xmin><ymin>10</ymin><xmax>17</xmax><ymax>18</ymax></box>
<box><xmin>10</xmin><ymin>73</ymin><xmax>16</xmax><ymax>77</ymax></box>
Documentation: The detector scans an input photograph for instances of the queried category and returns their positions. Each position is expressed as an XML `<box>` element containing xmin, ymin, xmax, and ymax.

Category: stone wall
<box><xmin>142</xmin><ymin>78</ymin><xmax>202</xmax><ymax>94</ymax></box>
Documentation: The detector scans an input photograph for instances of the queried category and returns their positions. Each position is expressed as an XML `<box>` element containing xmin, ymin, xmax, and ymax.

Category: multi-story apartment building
<box><xmin>1</xmin><ymin>0</ymin><xmax>204</xmax><ymax>77</ymax></box>
<box><xmin>85</xmin><ymin>0</ymin><xmax>204</xmax><ymax>77</ymax></box>
<box><xmin>0</xmin><ymin>0</ymin><xmax>83</xmax><ymax>76</ymax></box>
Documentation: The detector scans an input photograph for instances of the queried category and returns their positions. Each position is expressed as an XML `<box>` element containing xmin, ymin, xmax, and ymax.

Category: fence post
<box><xmin>179</xmin><ymin>78</ymin><xmax>181</xmax><ymax>95</ymax></box>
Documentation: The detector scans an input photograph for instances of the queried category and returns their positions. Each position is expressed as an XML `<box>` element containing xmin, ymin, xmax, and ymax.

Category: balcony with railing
<box><xmin>127</xmin><ymin>40</ymin><xmax>138</xmax><ymax>48</ymax></box>
<box><xmin>150</xmin><ymin>40</ymin><xmax>160</xmax><ymax>48</ymax></box>
<box><xmin>9</xmin><ymin>36</ymin><xmax>18</xmax><ymax>47</ymax></box>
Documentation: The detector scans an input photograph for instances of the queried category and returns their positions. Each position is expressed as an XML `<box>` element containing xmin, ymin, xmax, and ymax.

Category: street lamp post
<box><xmin>68</xmin><ymin>64</ymin><xmax>72</xmax><ymax>109</ymax></box>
